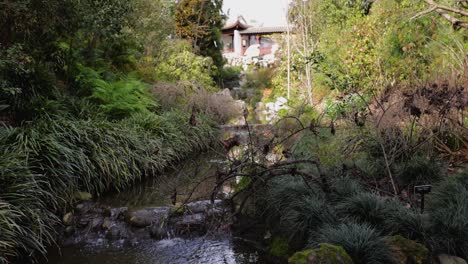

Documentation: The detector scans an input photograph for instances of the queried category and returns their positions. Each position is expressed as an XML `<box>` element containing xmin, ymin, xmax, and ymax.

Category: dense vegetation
<box><xmin>0</xmin><ymin>0</ymin><xmax>236</xmax><ymax>262</ymax></box>
<box><xmin>224</xmin><ymin>0</ymin><xmax>467</xmax><ymax>262</ymax></box>
<box><xmin>0</xmin><ymin>0</ymin><xmax>466</xmax><ymax>263</ymax></box>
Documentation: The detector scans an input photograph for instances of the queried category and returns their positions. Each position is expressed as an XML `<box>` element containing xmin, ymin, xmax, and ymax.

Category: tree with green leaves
<box><xmin>175</xmin><ymin>0</ymin><xmax>225</xmax><ymax>70</ymax></box>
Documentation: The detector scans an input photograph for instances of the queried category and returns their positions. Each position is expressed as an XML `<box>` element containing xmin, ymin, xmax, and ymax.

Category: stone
<box><xmin>102</xmin><ymin>218</ymin><xmax>113</xmax><ymax>230</ymax></box>
<box><xmin>438</xmin><ymin>254</ymin><xmax>467</xmax><ymax>264</ymax></box>
<box><xmin>185</xmin><ymin>200</ymin><xmax>223</xmax><ymax>214</ymax></box>
<box><xmin>63</xmin><ymin>212</ymin><xmax>73</xmax><ymax>226</ymax></box>
<box><xmin>105</xmin><ymin>207</ymin><xmax>128</xmax><ymax>220</ymax></box>
<box><xmin>74</xmin><ymin>191</ymin><xmax>92</xmax><ymax>201</ymax></box>
<box><xmin>148</xmin><ymin>225</ymin><xmax>168</xmax><ymax>240</ymax></box>
<box><xmin>126</xmin><ymin>207</ymin><xmax>171</xmax><ymax>228</ymax></box>
<box><xmin>386</xmin><ymin>235</ymin><xmax>428</xmax><ymax>264</ymax></box>
<box><xmin>90</xmin><ymin>218</ymin><xmax>104</xmax><ymax>231</ymax></box>
<box><xmin>106</xmin><ymin>226</ymin><xmax>122</xmax><ymax>240</ymax></box>
<box><xmin>173</xmin><ymin>213</ymin><xmax>206</xmax><ymax>234</ymax></box>
<box><xmin>289</xmin><ymin>243</ymin><xmax>353</xmax><ymax>264</ymax></box>
<box><xmin>77</xmin><ymin>218</ymin><xmax>90</xmax><ymax>228</ymax></box>
<box><xmin>64</xmin><ymin>226</ymin><xmax>75</xmax><ymax>237</ymax></box>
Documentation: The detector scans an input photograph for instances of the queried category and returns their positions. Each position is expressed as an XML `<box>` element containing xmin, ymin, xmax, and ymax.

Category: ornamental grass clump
<box><xmin>309</xmin><ymin>223</ymin><xmax>396</xmax><ymax>264</ymax></box>
<box><xmin>426</xmin><ymin>170</ymin><xmax>468</xmax><ymax>259</ymax></box>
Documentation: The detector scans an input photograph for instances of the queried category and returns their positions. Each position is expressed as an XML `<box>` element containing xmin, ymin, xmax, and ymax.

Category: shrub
<box><xmin>218</xmin><ymin>66</ymin><xmax>241</xmax><ymax>87</ymax></box>
<box><xmin>337</xmin><ymin>193</ymin><xmax>399</xmax><ymax>229</ymax></box>
<box><xmin>188</xmin><ymin>88</ymin><xmax>241</xmax><ymax>124</ymax></box>
<box><xmin>90</xmin><ymin>77</ymin><xmax>156</xmax><ymax>119</ymax></box>
<box><xmin>280</xmin><ymin>196</ymin><xmax>338</xmax><ymax>244</ymax></box>
<box><xmin>310</xmin><ymin>223</ymin><xmax>396</xmax><ymax>264</ymax></box>
<box><xmin>426</xmin><ymin>170</ymin><xmax>468</xmax><ymax>258</ymax></box>
<box><xmin>329</xmin><ymin>177</ymin><xmax>365</xmax><ymax>203</ymax></box>
<box><xmin>395</xmin><ymin>156</ymin><xmax>444</xmax><ymax>186</ymax></box>
<box><xmin>244</xmin><ymin>68</ymin><xmax>275</xmax><ymax>90</ymax></box>
<box><xmin>270</xmin><ymin>237</ymin><xmax>290</xmax><ymax>257</ymax></box>
<box><xmin>261</xmin><ymin>177</ymin><xmax>320</xmax><ymax>223</ymax></box>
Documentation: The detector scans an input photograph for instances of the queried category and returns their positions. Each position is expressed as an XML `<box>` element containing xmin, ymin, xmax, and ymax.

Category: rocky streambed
<box><xmin>45</xmin><ymin>150</ymin><xmax>274</xmax><ymax>264</ymax></box>
<box><xmin>58</xmin><ymin>199</ymin><xmax>230</xmax><ymax>247</ymax></box>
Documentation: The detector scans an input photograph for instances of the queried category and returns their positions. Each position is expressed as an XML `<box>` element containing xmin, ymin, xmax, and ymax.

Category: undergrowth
<box><xmin>0</xmin><ymin>109</ymin><xmax>217</xmax><ymax>263</ymax></box>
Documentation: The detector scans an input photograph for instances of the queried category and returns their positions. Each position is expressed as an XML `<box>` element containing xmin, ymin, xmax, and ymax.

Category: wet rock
<box><xmin>75</xmin><ymin>203</ymin><xmax>92</xmax><ymax>214</ymax></box>
<box><xmin>105</xmin><ymin>207</ymin><xmax>128</xmax><ymax>220</ymax></box>
<box><xmin>386</xmin><ymin>235</ymin><xmax>428</xmax><ymax>264</ymax></box>
<box><xmin>63</xmin><ymin>212</ymin><xmax>73</xmax><ymax>226</ymax></box>
<box><xmin>90</xmin><ymin>218</ymin><xmax>104</xmax><ymax>231</ymax></box>
<box><xmin>438</xmin><ymin>254</ymin><xmax>467</xmax><ymax>264</ymax></box>
<box><xmin>64</xmin><ymin>226</ymin><xmax>75</xmax><ymax>237</ymax></box>
<box><xmin>105</xmin><ymin>223</ymin><xmax>128</xmax><ymax>240</ymax></box>
<box><xmin>127</xmin><ymin>207</ymin><xmax>171</xmax><ymax>228</ymax></box>
<box><xmin>174</xmin><ymin>213</ymin><xmax>206</xmax><ymax>234</ymax></box>
<box><xmin>110</xmin><ymin>207</ymin><xmax>128</xmax><ymax>219</ymax></box>
<box><xmin>148</xmin><ymin>225</ymin><xmax>169</xmax><ymax>240</ymax></box>
<box><xmin>185</xmin><ymin>200</ymin><xmax>223</xmax><ymax>214</ymax></box>
<box><xmin>77</xmin><ymin>218</ymin><xmax>90</xmax><ymax>228</ymax></box>
<box><xmin>102</xmin><ymin>218</ymin><xmax>113</xmax><ymax>230</ymax></box>
<box><xmin>106</xmin><ymin>226</ymin><xmax>121</xmax><ymax>240</ymax></box>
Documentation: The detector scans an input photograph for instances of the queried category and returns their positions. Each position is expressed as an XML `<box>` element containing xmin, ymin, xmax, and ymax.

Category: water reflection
<box><xmin>46</xmin><ymin>236</ymin><xmax>268</xmax><ymax>264</ymax></box>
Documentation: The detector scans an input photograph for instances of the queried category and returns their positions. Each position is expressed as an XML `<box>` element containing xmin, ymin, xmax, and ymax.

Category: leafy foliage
<box><xmin>175</xmin><ymin>0</ymin><xmax>225</xmax><ymax>69</ymax></box>
<box><xmin>90</xmin><ymin>77</ymin><xmax>156</xmax><ymax>119</ymax></box>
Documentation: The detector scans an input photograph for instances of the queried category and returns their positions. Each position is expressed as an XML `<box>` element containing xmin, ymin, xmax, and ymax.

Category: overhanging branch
<box><xmin>411</xmin><ymin>0</ymin><xmax>468</xmax><ymax>30</ymax></box>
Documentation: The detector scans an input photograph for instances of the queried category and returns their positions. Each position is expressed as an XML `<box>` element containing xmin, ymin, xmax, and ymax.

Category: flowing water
<box><xmin>45</xmin><ymin>147</ymin><xmax>276</xmax><ymax>264</ymax></box>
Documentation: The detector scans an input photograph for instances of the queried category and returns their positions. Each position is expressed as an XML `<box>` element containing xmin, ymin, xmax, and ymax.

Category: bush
<box><xmin>336</xmin><ymin>191</ymin><xmax>426</xmax><ymax>240</ymax></box>
<box><xmin>310</xmin><ymin>223</ymin><xmax>396</xmax><ymax>264</ymax></box>
<box><xmin>337</xmin><ymin>193</ymin><xmax>399</xmax><ymax>229</ymax></box>
<box><xmin>261</xmin><ymin>177</ymin><xmax>320</xmax><ymax>223</ymax></box>
<box><xmin>188</xmin><ymin>88</ymin><xmax>241</xmax><ymax>124</ymax></box>
<box><xmin>329</xmin><ymin>177</ymin><xmax>365</xmax><ymax>204</ymax></box>
<box><xmin>90</xmin><ymin>77</ymin><xmax>156</xmax><ymax>119</ymax></box>
<box><xmin>395</xmin><ymin>156</ymin><xmax>444</xmax><ymax>186</ymax></box>
<box><xmin>244</xmin><ymin>68</ymin><xmax>275</xmax><ymax>90</ymax></box>
<box><xmin>427</xmin><ymin>170</ymin><xmax>468</xmax><ymax>258</ymax></box>
<box><xmin>218</xmin><ymin>66</ymin><xmax>241</xmax><ymax>87</ymax></box>
<box><xmin>280</xmin><ymin>196</ymin><xmax>338</xmax><ymax>244</ymax></box>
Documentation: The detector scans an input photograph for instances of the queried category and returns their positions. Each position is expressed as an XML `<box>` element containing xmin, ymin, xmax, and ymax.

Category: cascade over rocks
<box><xmin>59</xmin><ymin>200</ymin><xmax>230</xmax><ymax>247</ymax></box>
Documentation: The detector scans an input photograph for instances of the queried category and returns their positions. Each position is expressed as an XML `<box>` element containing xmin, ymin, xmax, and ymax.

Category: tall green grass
<box><xmin>427</xmin><ymin>169</ymin><xmax>468</xmax><ymax>258</ymax></box>
<box><xmin>0</xmin><ymin>110</ymin><xmax>217</xmax><ymax>262</ymax></box>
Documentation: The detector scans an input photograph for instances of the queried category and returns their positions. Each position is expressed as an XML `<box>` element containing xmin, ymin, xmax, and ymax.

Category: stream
<box><xmin>45</xmin><ymin>130</ymin><xmax>276</xmax><ymax>264</ymax></box>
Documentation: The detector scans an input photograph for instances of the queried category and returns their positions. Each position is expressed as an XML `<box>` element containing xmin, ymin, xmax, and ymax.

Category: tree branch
<box><xmin>412</xmin><ymin>0</ymin><xmax>468</xmax><ymax>29</ymax></box>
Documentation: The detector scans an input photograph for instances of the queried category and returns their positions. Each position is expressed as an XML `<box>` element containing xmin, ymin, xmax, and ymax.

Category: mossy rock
<box><xmin>289</xmin><ymin>243</ymin><xmax>353</xmax><ymax>264</ymax></box>
<box><xmin>386</xmin><ymin>235</ymin><xmax>428</xmax><ymax>264</ymax></box>
<box><xmin>270</xmin><ymin>237</ymin><xmax>289</xmax><ymax>258</ymax></box>
<box><xmin>170</xmin><ymin>203</ymin><xmax>184</xmax><ymax>216</ymax></box>
<box><xmin>73</xmin><ymin>191</ymin><xmax>92</xmax><ymax>201</ymax></box>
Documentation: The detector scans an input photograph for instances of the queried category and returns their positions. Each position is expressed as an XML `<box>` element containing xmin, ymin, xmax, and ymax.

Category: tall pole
<box><xmin>287</xmin><ymin>17</ymin><xmax>291</xmax><ymax>99</ymax></box>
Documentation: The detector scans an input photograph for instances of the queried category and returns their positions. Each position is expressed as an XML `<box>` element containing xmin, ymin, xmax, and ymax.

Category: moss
<box><xmin>234</xmin><ymin>176</ymin><xmax>252</xmax><ymax>192</ymax></box>
<box><xmin>386</xmin><ymin>235</ymin><xmax>428</xmax><ymax>264</ymax></box>
<box><xmin>289</xmin><ymin>249</ymin><xmax>315</xmax><ymax>264</ymax></box>
<box><xmin>73</xmin><ymin>191</ymin><xmax>92</xmax><ymax>201</ymax></box>
<box><xmin>289</xmin><ymin>243</ymin><xmax>353</xmax><ymax>264</ymax></box>
<box><xmin>270</xmin><ymin>237</ymin><xmax>290</xmax><ymax>257</ymax></box>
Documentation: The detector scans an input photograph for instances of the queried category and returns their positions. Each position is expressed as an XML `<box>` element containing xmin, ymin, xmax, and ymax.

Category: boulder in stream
<box><xmin>126</xmin><ymin>207</ymin><xmax>171</xmax><ymax>228</ymax></box>
<box><xmin>185</xmin><ymin>200</ymin><xmax>223</xmax><ymax>214</ymax></box>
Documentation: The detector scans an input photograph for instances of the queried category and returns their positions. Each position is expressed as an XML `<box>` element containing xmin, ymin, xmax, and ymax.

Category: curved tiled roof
<box><xmin>239</xmin><ymin>26</ymin><xmax>288</xmax><ymax>34</ymax></box>
<box><xmin>222</xmin><ymin>20</ymin><xmax>249</xmax><ymax>31</ymax></box>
